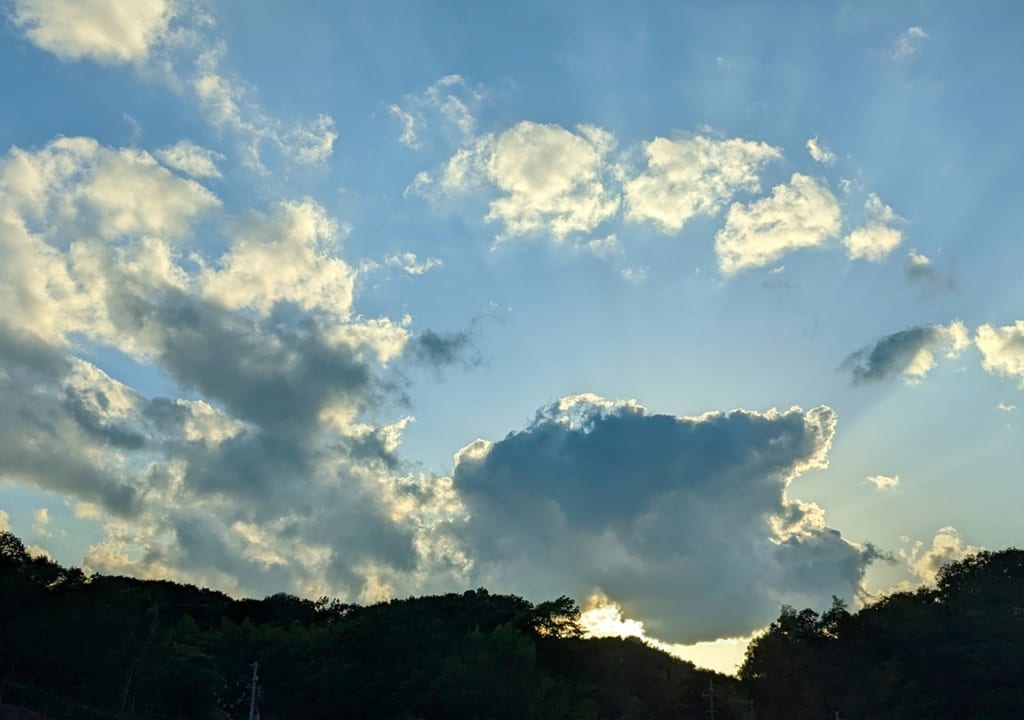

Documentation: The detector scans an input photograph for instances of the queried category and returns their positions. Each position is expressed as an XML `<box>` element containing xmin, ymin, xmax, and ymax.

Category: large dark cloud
<box><xmin>450</xmin><ymin>395</ymin><xmax>874</xmax><ymax>643</ymax></box>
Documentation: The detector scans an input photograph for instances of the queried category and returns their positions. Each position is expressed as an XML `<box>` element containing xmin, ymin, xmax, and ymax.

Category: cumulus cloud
<box><xmin>9</xmin><ymin>0</ymin><xmax>178</xmax><ymax>64</ymax></box>
<box><xmin>805</xmin><ymin>136</ymin><xmax>836</xmax><ymax>165</ymax></box>
<box><xmin>842</xmin><ymin>321</ymin><xmax>968</xmax><ymax>385</ymax></box>
<box><xmin>866</xmin><ymin>474</ymin><xmax>900</xmax><ymax>490</ymax></box>
<box><xmin>997</xmin><ymin>402</ymin><xmax>1016</xmax><ymax>413</ymax></box>
<box><xmin>385</xmin><ymin>252</ymin><xmax>444</xmax><ymax>275</ymax></box>
<box><xmin>0</xmin><ymin>133</ymin><xmax>468</xmax><ymax>604</ymax></box>
<box><xmin>624</xmin><ymin>134</ymin><xmax>781</xmax><ymax>233</ymax></box>
<box><xmin>448</xmin><ymin>394</ymin><xmax>875</xmax><ymax>642</ymax></box>
<box><xmin>900</xmin><ymin>527</ymin><xmax>979</xmax><ymax>585</ymax></box>
<box><xmin>975</xmin><ymin>321</ymin><xmax>1024</xmax><ymax>388</ymax></box>
<box><xmin>843</xmin><ymin>193</ymin><xmax>904</xmax><ymax>261</ymax></box>
<box><xmin>484</xmin><ymin>122</ymin><xmax>621</xmax><ymax>241</ymax></box>
<box><xmin>157</xmin><ymin>140</ymin><xmax>225</xmax><ymax>178</ymax></box>
<box><xmin>421</xmin><ymin>121</ymin><xmax>621</xmax><ymax>242</ymax></box>
<box><xmin>0</xmin><ymin>509</ymin><xmax>9</xmax><ymax>532</ymax></box>
<box><xmin>893</xmin><ymin>26</ymin><xmax>929</xmax><ymax>60</ymax></box>
<box><xmin>715</xmin><ymin>173</ymin><xmax>841</xmax><ymax>274</ymax></box>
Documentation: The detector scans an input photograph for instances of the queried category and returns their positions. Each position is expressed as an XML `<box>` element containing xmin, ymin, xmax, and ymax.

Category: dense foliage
<box><xmin>740</xmin><ymin>548</ymin><xmax>1024</xmax><ymax>719</ymax></box>
<box><xmin>0</xmin><ymin>531</ymin><xmax>743</xmax><ymax>720</ymax></box>
<box><xmin>5</xmin><ymin>530</ymin><xmax>1022</xmax><ymax>719</ymax></box>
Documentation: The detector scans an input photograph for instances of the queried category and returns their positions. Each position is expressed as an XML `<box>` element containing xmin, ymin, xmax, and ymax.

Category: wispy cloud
<box><xmin>892</xmin><ymin>26</ymin><xmax>929</xmax><ymax>60</ymax></box>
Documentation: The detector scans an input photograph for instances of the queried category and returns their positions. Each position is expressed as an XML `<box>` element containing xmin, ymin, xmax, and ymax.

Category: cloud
<box><xmin>975</xmin><ymin>321</ymin><xmax>1024</xmax><ymax>388</ymax></box>
<box><xmin>843</xmin><ymin>194</ymin><xmax>904</xmax><ymax>262</ymax></box>
<box><xmin>388</xmin><ymin>105</ymin><xmax>420</xmax><ymax>149</ymax></box>
<box><xmin>842</xmin><ymin>321</ymin><xmax>968</xmax><ymax>385</ymax></box>
<box><xmin>193</xmin><ymin>50</ymin><xmax>338</xmax><ymax>171</ymax></box>
<box><xmin>805</xmin><ymin>136</ymin><xmax>836</xmax><ymax>165</ymax></box>
<box><xmin>10</xmin><ymin>0</ymin><xmax>178</xmax><ymax>64</ymax></box>
<box><xmin>385</xmin><ymin>252</ymin><xmax>444</xmax><ymax>275</ymax></box>
<box><xmin>715</xmin><ymin>173</ymin><xmax>841</xmax><ymax>274</ymax></box>
<box><xmin>997</xmin><ymin>402</ymin><xmax>1016</xmax><ymax>413</ymax></box>
<box><xmin>448</xmin><ymin>394</ymin><xmax>875</xmax><ymax>642</ymax></box>
<box><xmin>0</xmin><ymin>133</ymin><xmax>468</xmax><ymax>604</ymax></box>
<box><xmin>157</xmin><ymin>140</ymin><xmax>225</xmax><ymax>178</ymax></box>
<box><xmin>0</xmin><ymin>509</ymin><xmax>8</xmax><ymax>532</ymax></box>
<box><xmin>484</xmin><ymin>122</ymin><xmax>621</xmax><ymax>241</ymax></box>
<box><xmin>408</xmin><ymin>329</ymin><xmax>480</xmax><ymax>373</ymax></box>
<box><xmin>624</xmin><ymin>134</ymin><xmax>781</xmax><ymax>233</ymax></box>
<box><xmin>576</xmin><ymin>234</ymin><xmax>621</xmax><ymax>258</ymax></box>
<box><xmin>865</xmin><ymin>474</ymin><xmax>900</xmax><ymax>490</ymax></box>
<box><xmin>389</xmin><ymin>75</ymin><xmax>482</xmax><ymax>150</ymax></box>
<box><xmin>423</xmin><ymin>121</ymin><xmax>621</xmax><ymax>242</ymax></box>
<box><xmin>893</xmin><ymin>26</ymin><xmax>929</xmax><ymax>60</ymax></box>
<box><xmin>899</xmin><ymin>527</ymin><xmax>979</xmax><ymax>585</ymax></box>
<box><xmin>200</xmin><ymin>200</ymin><xmax>356</xmax><ymax>319</ymax></box>
<box><xmin>902</xmin><ymin>250</ymin><xmax>948</xmax><ymax>289</ymax></box>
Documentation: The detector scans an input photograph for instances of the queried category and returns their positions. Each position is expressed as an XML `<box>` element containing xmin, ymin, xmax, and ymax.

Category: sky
<box><xmin>1</xmin><ymin>0</ymin><xmax>1023</xmax><ymax>674</ymax></box>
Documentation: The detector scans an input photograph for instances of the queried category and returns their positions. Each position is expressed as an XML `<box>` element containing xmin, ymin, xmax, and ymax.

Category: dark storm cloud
<box><xmin>450</xmin><ymin>395</ymin><xmax>874</xmax><ymax>643</ymax></box>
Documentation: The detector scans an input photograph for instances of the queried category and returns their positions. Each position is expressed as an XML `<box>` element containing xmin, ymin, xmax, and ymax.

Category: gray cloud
<box><xmin>0</xmin><ymin>323</ymin><xmax>141</xmax><ymax>516</ymax></box>
<box><xmin>904</xmin><ymin>251</ymin><xmax>956</xmax><ymax>292</ymax></box>
<box><xmin>449</xmin><ymin>394</ymin><xmax>874</xmax><ymax>643</ymax></box>
<box><xmin>841</xmin><ymin>322</ymin><xmax>967</xmax><ymax>385</ymax></box>
<box><xmin>408</xmin><ymin>328</ymin><xmax>481</xmax><ymax>373</ymax></box>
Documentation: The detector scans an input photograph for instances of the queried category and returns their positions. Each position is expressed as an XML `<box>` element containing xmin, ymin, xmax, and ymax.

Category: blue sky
<box><xmin>1</xmin><ymin>0</ymin><xmax>1023</xmax><ymax>672</ymax></box>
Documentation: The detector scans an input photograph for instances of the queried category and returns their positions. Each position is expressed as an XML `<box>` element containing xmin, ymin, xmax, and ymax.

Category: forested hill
<box><xmin>0</xmin><ymin>530</ymin><xmax>745</xmax><ymax>720</ymax></box>
<box><xmin>3</xmin><ymin>530</ymin><xmax>1023</xmax><ymax>720</ymax></box>
<box><xmin>739</xmin><ymin>547</ymin><xmax>1024</xmax><ymax>719</ymax></box>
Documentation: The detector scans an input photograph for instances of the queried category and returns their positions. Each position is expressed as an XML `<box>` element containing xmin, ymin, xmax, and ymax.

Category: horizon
<box><xmin>1</xmin><ymin>0</ymin><xmax>1022</xmax><ymax>676</ymax></box>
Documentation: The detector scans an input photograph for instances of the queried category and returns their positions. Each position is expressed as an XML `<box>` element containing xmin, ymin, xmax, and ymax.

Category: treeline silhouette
<box><xmin>0</xmin><ymin>530</ymin><xmax>744</xmax><ymax>720</ymax></box>
<box><xmin>739</xmin><ymin>547</ymin><xmax>1024</xmax><ymax>719</ymax></box>
<box><xmin>2</xmin><ymin>529</ymin><xmax>1022</xmax><ymax>719</ymax></box>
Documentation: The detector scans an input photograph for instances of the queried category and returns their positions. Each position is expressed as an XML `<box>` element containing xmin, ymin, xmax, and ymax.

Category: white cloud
<box><xmin>33</xmin><ymin>507</ymin><xmax>49</xmax><ymax>525</ymax></box>
<box><xmin>10</xmin><ymin>0</ymin><xmax>177</xmax><ymax>64</ymax></box>
<box><xmin>448</xmin><ymin>394</ymin><xmax>874</xmax><ymax>643</ymax></box>
<box><xmin>157</xmin><ymin>140</ymin><xmax>225</xmax><ymax>178</ymax></box>
<box><xmin>715</xmin><ymin>173</ymin><xmax>841</xmax><ymax>274</ymax></box>
<box><xmin>865</xmin><ymin>474</ymin><xmax>900</xmax><ymax>490</ymax></box>
<box><xmin>385</xmin><ymin>252</ymin><xmax>443</xmax><ymax>275</ymax></box>
<box><xmin>388</xmin><ymin>105</ymin><xmax>420</xmax><ymax>149</ymax></box>
<box><xmin>621</xmin><ymin>267</ymin><xmax>648</xmax><ymax>284</ymax></box>
<box><xmin>805</xmin><ymin>136</ymin><xmax>836</xmax><ymax>165</ymax></box>
<box><xmin>976</xmin><ymin>321</ymin><xmax>1024</xmax><ymax>387</ymax></box>
<box><xmin>900</xmin><ymin>527</ymin><xmax>979</xmax><ymax>585</ymax></box>
<box><xmin>893</xmin><ymin>26</ymin><xmax>929</xmax><ymax>60</ymax></box>
<box><xmin>193</xmin><ymin>48</ymin><xmax>337</xmax><ymax>171</ymax></box>
<box><xmin>201</xmin><ymin>199</ymin><xmax>356</xmax><ymax>318</ymax></box>
<box><xmin>0</xmin><ymin>508</ymin><xmax>9</xmax><ymax>532</ymax></box>
<box><xmin>388</xmin><ymin>75</ymin><xmax>482</xmax><ymax>151</ymax></box>
<box><xmin>843</xmin><ymin>193</ymin><xmax>904</xmax><ymax>261</ymax></box>
<box><xmin>576</xmin><ymin>234</ymin><xmax>621</xmax><ymax>258</ymax></box>
<box><xmin>484</xmin><ymin>122</ymin><xmax>621</xmax><ymax>241</ymax></box>
<box><xmin>624</xmin><ymin>134</ymin><xmax>781</xmax><ymax>233</ymax></box>
<box><xmin>997</xmin><ymin>402</ymin><xmax>1016</xmax><ymax>413</ymax></box>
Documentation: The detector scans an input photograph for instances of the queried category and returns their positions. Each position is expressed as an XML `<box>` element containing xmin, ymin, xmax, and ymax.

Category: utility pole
<box><xmin>248</xmin><ymin>662</ymin><xmax>260</xmax><ymax>720</ymax></box>
<box><xmin>703</xmin><ymin>678</ymin><xmax>719</xmax><ymax>720</ymax></box>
